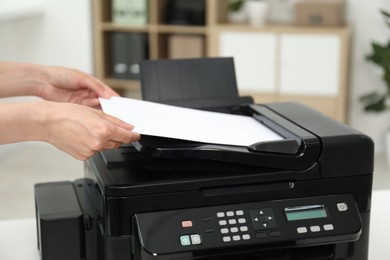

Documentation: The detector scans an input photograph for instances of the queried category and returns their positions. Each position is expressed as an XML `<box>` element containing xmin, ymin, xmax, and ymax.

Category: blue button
<box><xmin>180</xmin><ymin>235</ymin><xmax>191</xmax><ymax>246</ymax></box>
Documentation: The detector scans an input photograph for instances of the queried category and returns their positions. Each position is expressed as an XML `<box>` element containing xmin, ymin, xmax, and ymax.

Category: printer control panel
<box><xmin>134</xmin><ymin>194</ymin><xmax>362</xmax><ymax>257</ymax></box>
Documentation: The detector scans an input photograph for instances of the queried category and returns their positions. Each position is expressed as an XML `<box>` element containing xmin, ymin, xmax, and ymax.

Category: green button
<box><xmin>180</xmin><ymin>235</ymin><xmax>191</xmax><ymax>246</ymax></box>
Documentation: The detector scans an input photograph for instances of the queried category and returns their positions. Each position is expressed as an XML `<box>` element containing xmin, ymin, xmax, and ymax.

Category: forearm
<box><xmin>0</xmin><ymin>101</ymin><xmax>49</xmax><ymax>144</ymax></box>
<box><xmin>0</xmin><ymin>62</ymin><xmax>49</xmax><ymax>98</ymax></box>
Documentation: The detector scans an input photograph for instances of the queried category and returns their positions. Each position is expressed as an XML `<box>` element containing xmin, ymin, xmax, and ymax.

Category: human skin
<box><xmin>0</xmin><ymin>62</ymin><xmax>140</xmax><ymax>160</ymax></box>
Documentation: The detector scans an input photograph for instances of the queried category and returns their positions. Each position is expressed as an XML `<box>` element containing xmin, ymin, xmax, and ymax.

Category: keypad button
<box><xmin>230</xmin><ymin>227</ymin><xmax>239</xmax><ymax>233</ymax></box>
<box><xmin>324</xmin><ymin>224</ymin><xmax>334</xmax><ymax>231</ymax></box>
<box><xmin>227</xmin><ymin>211</ymin><xmax>235</xmax><ymax>217</ymax></box>
<box><xmin>242</xmin><ymin>234</ymin><xmax>251</xmax><ymax>240</ymax></box>
<box><xmin>269</xmin><ymin>231</ymin><xmax>281</xmax><ymax>237</ymax></box>
<box><xmin>223</xmin><ymin>236</ymin><xmax>231</xmax><ymax>242</ymax></box>
<box><xmin>217</xmin><ymin>212</ymin><xmax>225</xmax><ymax>218</ymax></box>
<box><xmin>233</xmin><ymin>235</ymin><xmax>241</xmax><ymax>241</ymax></box>
<box><xmin>297</xmin><ymin>227</ymin><xmax>308</xmax><ymax>234</ymax></box>
<box><xmin>219</xmin><ymin>220</ymin><xmax>227</xmax><ymax>226</ymax></box>
<box><xmin>236</xmin><ymin>210</ymin><xmax>244</xmax><ymax>216</ymax></box>
<box><xmin>238</xmin><ymin>218</ymin><xmax>246</xmax><ymax>224</ymax></box>
<box><xmin>228</xmin><ymin>219</ymin><xmax>237</xmax><ymax>225</ymax></box>
<box><xmin>240</xmin><ymin>226</ymin><xmax>248</xmax><ymax>232</ymax></box>
<box><xmin>310</xmin><ymin>226</ymin><xmax>321</xmax><ymax>232</ymax></box>
<box><xmin>221</xmin><ymin>228</ymin><xmax>229</xmax><ymax>234</ymax></box>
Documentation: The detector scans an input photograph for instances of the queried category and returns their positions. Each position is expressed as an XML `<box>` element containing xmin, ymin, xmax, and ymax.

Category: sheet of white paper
<box><xmin>100</xmin><ymin>97</ymin><xmax>283</xmax><ymax>147</ymax></box>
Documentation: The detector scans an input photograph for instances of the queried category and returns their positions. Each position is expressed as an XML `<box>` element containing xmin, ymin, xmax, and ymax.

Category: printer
<box><xmin>35</xmin><ymin>58</ymin><xmax>374</xmax><ymax>260</ymax></box>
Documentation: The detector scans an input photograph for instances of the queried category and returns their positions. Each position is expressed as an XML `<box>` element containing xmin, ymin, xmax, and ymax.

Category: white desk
<box><xmin>1</xmin><ymin>190</ymin><xmax>389</xmax><ymax>260</ymax></box>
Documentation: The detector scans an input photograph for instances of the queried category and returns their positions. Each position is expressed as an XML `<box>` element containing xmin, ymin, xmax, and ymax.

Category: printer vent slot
<box><xmin>201</xmin><ymin>181</ymin><xmax>294</xmax><ymax>197</ymax></box>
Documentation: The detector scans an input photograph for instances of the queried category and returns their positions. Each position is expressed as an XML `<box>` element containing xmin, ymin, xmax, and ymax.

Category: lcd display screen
<box><xmin>285</xmin><ymin>206</ymin><xmax>327</xmax><ymax>221</ymax></box>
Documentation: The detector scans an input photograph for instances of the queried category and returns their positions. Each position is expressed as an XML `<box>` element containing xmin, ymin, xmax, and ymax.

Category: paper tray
<box><xmin>133</xmin><ymin>134</ymin><xmax>319</xmax><ymax>171</ymax></box>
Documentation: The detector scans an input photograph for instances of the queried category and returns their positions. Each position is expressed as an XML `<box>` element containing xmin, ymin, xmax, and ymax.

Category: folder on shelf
<box><xmin>112</xmin><ymin>0</ymin><xmax>148</xmax><ymax>26</ymax></box>
<box><xmin>109</xmin><ymin>32</ymin><xmax>148</xmax><ymax>80</ymax></box>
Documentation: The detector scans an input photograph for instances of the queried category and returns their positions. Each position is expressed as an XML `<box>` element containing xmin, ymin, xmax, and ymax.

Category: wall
<box><xmin>347</xmin><ymin>0</ymin><xmax>390</xmax><ymax>153</ymax></box>
<box><xmin>0</xmin><ymin>0</ymin><xmax>92</xmax><ymax>72</ymax></box>
<box><xmin>0</xmin><ymin>0</ymin><xmax>389</xmax><ymax>153</ymax></box>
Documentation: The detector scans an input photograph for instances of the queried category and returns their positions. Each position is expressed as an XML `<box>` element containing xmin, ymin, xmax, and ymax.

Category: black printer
<box><xmin>35</xmin><ymin>58</ymin><xmax>374</xmax><ymax>260</ymax></box>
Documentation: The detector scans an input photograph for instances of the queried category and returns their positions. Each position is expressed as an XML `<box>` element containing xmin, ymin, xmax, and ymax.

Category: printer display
<box><xmin>35</xmin><ymin>58</ymin><xmax>374</xmax><ymax>260</ymax></box>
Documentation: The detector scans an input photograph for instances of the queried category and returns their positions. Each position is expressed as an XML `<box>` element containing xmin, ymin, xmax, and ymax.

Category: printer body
<box><xmin>35</xmin><ymin>58</ymin><xmax>374</xmax><ymax>260</ymax></box>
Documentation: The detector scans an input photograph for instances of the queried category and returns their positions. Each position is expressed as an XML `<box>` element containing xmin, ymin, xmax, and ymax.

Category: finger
<box><xmin>102</xmin><ymin>113</ymin><xmax>136</xmax><ymax>131</ymax></box>
<box><xmin>83</xmin><ymin>76</ymin><xmax>118</xmax><ymax>99</ymax></box>
<box><xmin>101</xmin><ymin>140</ymin><xmax>122</xmax><ymax>150</ymax></box>
<box><xmin>94</xmin><ymin>78</ymin><xmax>120</xmax><ymax>97</ymax></box>
<box><xmin>78</xmin><ymin>97</ymin><xmax>101</xmax><ymax>108</ymax></box>
<box><xmin>109</xmin><ymin>128</ymin><xmax>141</xmax><ymax>144</ymax></box>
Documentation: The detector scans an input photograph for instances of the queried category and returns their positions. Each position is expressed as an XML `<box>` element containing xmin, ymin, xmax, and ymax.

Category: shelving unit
<box><xmin>92</xmin><ymin>0</ymin><xmax>350</xmax><ymax>122</ymax></box>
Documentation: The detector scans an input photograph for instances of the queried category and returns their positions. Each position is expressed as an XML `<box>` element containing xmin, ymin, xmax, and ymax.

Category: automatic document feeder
<box><xmin>34</xmin><ymin>58</ymin><xmax>374</xmax><ymax>260</ymax></box>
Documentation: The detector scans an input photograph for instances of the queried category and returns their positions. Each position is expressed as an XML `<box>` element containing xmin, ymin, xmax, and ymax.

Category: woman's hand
<box><xmin>37</xmin><ymin>66</ymin><xmax>119</xmax><ymax>108</ymax></box>
<box><xmin>42</xmin><ymin>102</ymin><xmax>140</xmax><ymax>160</ymax></box>
<box><xmin>0</xmin><ymin>101</ymin><xmax>140</xmax><ymax>160</ymax></box>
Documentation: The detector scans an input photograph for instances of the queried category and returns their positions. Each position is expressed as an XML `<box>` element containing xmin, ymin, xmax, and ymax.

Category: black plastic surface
<box><xmin>140</xmin><ymin>57</ymin><xmax>253</xmax><ymax>110</ymax></box>
<box><xmin>35</xmin><ymin>181</ymin><xmax>83</xmax><ymax>260</ymax></box>
<box><xmin>135</xmin><ymin>194</ymin><xmax>362</xmax><ymax>257</ymax></box>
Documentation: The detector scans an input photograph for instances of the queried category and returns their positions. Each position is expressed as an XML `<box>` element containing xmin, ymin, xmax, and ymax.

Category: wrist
<box><xmin>0</xmin><ymin>101</ymin><xmax>53</xmax><ymax>144</ymax></box>
<box><xmin>0</xmin><ymin>62</ymin><xmax>50</xmax><ymax>97</ymax></box>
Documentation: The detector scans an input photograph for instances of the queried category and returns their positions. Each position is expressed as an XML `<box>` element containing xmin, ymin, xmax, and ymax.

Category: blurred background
<box><xmin>0</xmin><ymin>0</ymin><xmax>389</xmax><ymax>220</ymax></box>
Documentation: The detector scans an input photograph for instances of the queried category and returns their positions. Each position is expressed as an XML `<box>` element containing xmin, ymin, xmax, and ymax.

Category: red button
<box><xmin>181</xmin><ymin>220</ymin><xmax>193</xmax><ymax>228</ymax></box>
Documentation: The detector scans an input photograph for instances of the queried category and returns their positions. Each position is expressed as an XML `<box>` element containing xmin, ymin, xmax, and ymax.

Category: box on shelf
<box><xmin>296</xmin><ymin>0</ymin><xmax>345</xmax><ymax>26</ymax></box>
<box><xmin>168</xmin><ymin>34</ymin><xmax>204</xmax><ymax>59</ymax></box>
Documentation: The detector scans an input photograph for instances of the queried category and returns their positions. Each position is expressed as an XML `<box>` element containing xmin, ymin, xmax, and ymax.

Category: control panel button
<box><xmin>337</xmin><ymin>202</ymin><xmax>348</xmax><ymax>212</ymax></box>
<box><xmin>255</xmin><ymin>232</ymin><xmax>267</xmax><ymax>239</ymax></box>
<box><xmin>236</xmin><ymin>210</ymin><xmax>244</xmax><ymax>216</ymax></box>
<box><xmin>240</xmin><ymin>226</ymin><xmax>248</xmax><ymax>232</ymax></box>
<box><xmin>230</xmin><ymin>227</ymin><xmax>239</xmax><ymax>233</ymax></box>
<box><xmin>228</xmin><ymin>219</ymin><xmax>237</xmax><ymax>225</ymax></box>
<box><xmin>250</xmin><ymin>208</ymin><xmax>277</xmax><ymax>230</ymax></box>
<box><xmin>324</xmin><ymin>224</ymin><xmax>334</xmax><ymax>231</ymax></box>
<box><xmin>269</xmin><ymin>231</ymin><xmax>281</xmax><ymax>237</ymax></box>
<box><xmin>242</xmin><ymin>234</ymin><xmax>251</xmax><ymax>240</ymax></box>
<box><xmin>217</xmin><ymin>212</ymin><xmax>225</xmax><ymax>218</ymax></box>
<box><xmin>181</xmin><ymin>220</ymin><xmax>193</xmax><ymax>228</ymax></box>
<box><xmin>180</xmin><ymin>235</ymin><xmax>191</xmax><ymax>246</ymax></box>
<box><xmin>223</xmin><ymin>236</ymin><xmax>231</xmax><ymax>242</ymax></box>
<box><xmin>219</xmin><ymin>220</ymin><xmax>227</xmax><ymax>226</ymax></box>
<box><xmin>221</xmin><ymin>228</ymin><xmax>229</xmax><ymax>234</ymax></box>
<box><xmin>297</xmin><ymin>227</ymin><xmax>308</xmax><ymax>234</ymax></box>
<box><xmin>232</xmin><ymin>235</ymin><xmax>241</xmax><ymax>241</ymax></box>
<box><xmin>238</xmin><ymin>218</ymin><xmax>246</xmax><ymax>224</ymax></box>
<box><xmin>310</xmin><ymin>226</ymin><xmax>321</xmax><ymax>232</ymax></box>
<box><xmin>227</xmin><ymin>211</ymin><xmax>235</xmax><ymax>217</ymax></box>
<box><xmin>190</xmin><ymin>234</ymin><xmax>202</xmax><ymax>245</ymax></box>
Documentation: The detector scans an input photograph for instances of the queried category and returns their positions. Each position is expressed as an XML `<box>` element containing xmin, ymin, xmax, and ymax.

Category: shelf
<box><xmin>215</xmin><ymin>23</ymin><xmax>349</xmax><ymax>34</ymax></box>
<box><xmin>92</xmin><ymin>0</ymin><xmax>350</xmax><ymax>122</ymax></box>
<box><xmin>154</xmin><ymin>25</ymin><xmax>207</xmax><ymax>34</ymax></box>
<box><xmin>101</xmin><ymin>22</ymin><xmax>150</xmax><ymax>33</ymax></box>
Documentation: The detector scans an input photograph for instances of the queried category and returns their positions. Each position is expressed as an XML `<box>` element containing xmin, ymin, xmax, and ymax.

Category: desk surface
<box><xmin>1</xmin><ymin>190</ymin><xmax>389</xmax><ymax>260</ymax></box>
